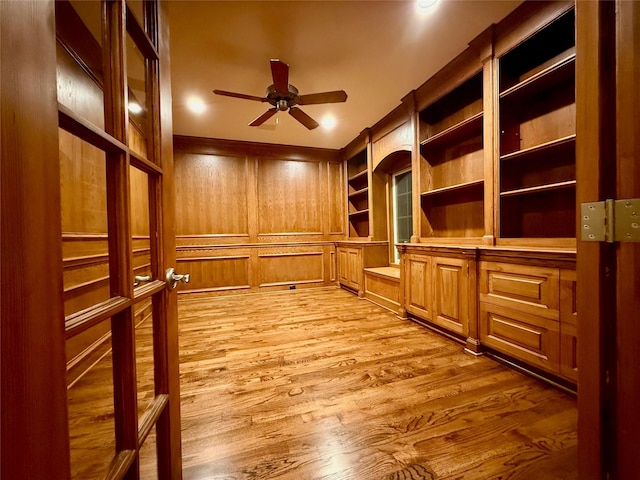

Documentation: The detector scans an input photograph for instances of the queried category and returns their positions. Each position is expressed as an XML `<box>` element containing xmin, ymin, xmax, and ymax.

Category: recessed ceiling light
<box><xmin>187</xmin><ymin>96</ymin><xmax>206</xmax><ymax>114</ymax></box>
<box><xmin>128</xmin><ymin>102</ymin><xmax>143</xmax><ymax>114</ymax></box>
<box><xmin>320</xmin><ymin>115</ymin><xmax>337</xmax><ymax>130</ymax></box>
<box><xmin>417</xmin><ymin>0</ymin><xmax>439</xmax><ymax>10</ymax></box>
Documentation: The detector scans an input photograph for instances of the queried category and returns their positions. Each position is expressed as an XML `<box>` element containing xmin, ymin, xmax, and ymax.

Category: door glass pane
<box><xmin>60</xmin><ymin>130</ymin><xmax>111</xmax><ymax>316</ymax></box>
<box><xmin>127</xmin><ymin>32</ymin><xmax>150</xmax><ymax>158</ymax></box>
<box><xmin>139</xmin><ymin>426</ymin><xmax>159</xmax><ymax>479</ymax></box>
<box><xmin>393</xmin><ymin>170</ymin><xmax>412</xmax><ymax>263</ymax></box>
<box><xmin>135</xmin><ymin>300</ymin><xmax>156</xmax><ymax>418</ymax></box>
<box><xmin>67</xmin><ymin>319</ymin><xmax>116</xmax><ymax>479</ymax></box>
<box><xmin>56</xmin><ymin>0</ymin><xmax>105</xmax><ymax>127</ymax></box>
<box><xmin>131</xmin><ymin>166</ymin><xmax>152</xmax><ymax>287</ymax></box>
<box><xmin>127</xmin><ymin>0</ymin><xmax>145</xmax><ymax>29</ymax></box>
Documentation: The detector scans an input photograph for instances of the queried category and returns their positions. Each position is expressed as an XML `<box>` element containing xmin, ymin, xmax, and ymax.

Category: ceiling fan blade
<box><xmin>289</xmin><ymin>107</ymin><xmax>319</xmax><ymax>130</ymax></box>
<box><xmin>297</xmin><ymin>90</ymin><xmax>348</xmax><ymax>105</ymax></box>
<box><xmin>270</xmin><ymin>59</ymin><xmax>290</xmax><ymax>95</ymax></box>
<box><xmin>249</xmin><ymin>108</ymin><xmax>278</xmax><ymax>127</ymax></box>
<box><xmin>213</xmin><ymin>89</ymin><xmax>267</xmax><ymax>102</ymax></box>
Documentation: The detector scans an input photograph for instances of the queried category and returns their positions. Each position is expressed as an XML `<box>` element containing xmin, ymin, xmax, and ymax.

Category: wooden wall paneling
<box><xmin>258</xmin><ymin>249</ymin><xmax>325</xmax><ymax>288</ymax></box>
<box><xmin>328</xmin><ymin>161</ymin><xmax>345</xmax><ymax>236</ymax></box>
<box><xmin>1</xmin><ymin>1</ymin><xmax>71</xmax><ymax>478</ymax></box>
<box><xmin>257</xmin><ymin>158</ymin><xmax>322</xmax><ymax>235</ymax></box>
<box><xmin>176</xmin><ymin>250</ymin><xmax>251</xmax><ymax>293</ymax></box>
<box><xmin>173</xmin><ymin>135</ymin><xmax>340</xmax><ymax>163</ymax></box>
<box><xmin>174</xmin><ymin>153</ymin><xmax>250</xmax><ymax>237</ymax></box>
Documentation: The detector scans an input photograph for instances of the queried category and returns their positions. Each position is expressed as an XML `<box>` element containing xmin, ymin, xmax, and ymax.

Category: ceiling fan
<box><xmin>213</xmin><ymin>59</ymin><xmax>347</xmax><ymax>130</ymax></box>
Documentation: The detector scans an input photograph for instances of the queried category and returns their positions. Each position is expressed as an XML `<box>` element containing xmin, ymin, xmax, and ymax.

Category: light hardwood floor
<box><xmin>176</xmin><ymin>287</ymin><xmax>577</xmax><ymax>480</ymax></box>
<box><xmin>67</xmin><ymin>287</ymin><xmax>577</xmax><ymax>479</ymax></box>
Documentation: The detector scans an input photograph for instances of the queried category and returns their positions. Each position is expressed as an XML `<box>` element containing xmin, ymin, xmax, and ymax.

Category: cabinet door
<box><xmin>347</xmin><ymin>248</ymin><xmax>362</xmax><ymax>291</ymax></box>
<box><xmin>338</xmin><ymin>248</ymin><xmax>350</xmax><ymax>285</ymax></box>
<box><xmin>432</xmin><ymin>257</ymin><xmax>469</xmax><ymax>336</ymax></box>
<box><xmin>559</xmin><ymin>269</ymin><xmax>577</xmax><ymax>382</ymax></box>
<box><xmin>405</xmin><ymin>254</ymin><xmax>432</xmax><ymax>320</ymax></box>
<box><xmin>479</xmin><ymin>302</ymin><xmax>560</xmax><ymax>375</ymax></box>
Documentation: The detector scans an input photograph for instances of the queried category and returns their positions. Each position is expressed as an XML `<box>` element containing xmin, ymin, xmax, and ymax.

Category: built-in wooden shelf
<box><xmin>500</xmin><ymin>180</ymin><xmax>576</xmax><ymax>198</ymax></box>
<box><xmin>349</xmin><ymin>208</ymin><xmax>369</xmax><ymax>218</ymax></box>
<box><xmin>348</xmin><ymin>187</ymin><xmax>369</xmax><ymax>199</ymax></box>
<box><xmin>421</xmin><ymin>112</ymin><xmax>483</xmax><ymax>151</ymax></box>
<box><xmin>500</xmin><ymin>134</ymin><xmax>576</xmax><ymax>162</ymax></box>
<box><xmin>422</xmin><ymin>179</ymin><xmax>484</xmax><ymax>198</ymax></box>
<box><xmin>500</xmin><ymin>54</ymin><xmax>575</xmax><ymax>102</ymax></box>
<box><xmin>348</xmin><ymin>169</ymin><xmax>368</xmax><ymax>183</ymax></box>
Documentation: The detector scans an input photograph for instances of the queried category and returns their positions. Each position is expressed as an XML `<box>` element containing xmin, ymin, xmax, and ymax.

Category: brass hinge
<box><xmin>581</xmin><ymin>198</ymin><xmax>640</xmax><ymax>242</ymax></box>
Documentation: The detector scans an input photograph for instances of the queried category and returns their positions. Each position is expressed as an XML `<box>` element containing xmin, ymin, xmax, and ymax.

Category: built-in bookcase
<box><xmin>346</xmin><ymin>149</ymin><xmax>369</xmax><ymax>237</ymax></box>
<box><xmin>498</xmin><ymin>9</ymin><xmax>576</xmax><ymax>243</ymax></box>
<box><xmin>419</xmin><ymin>72</ymin><xmax>484</xmax><ymax>241</ymax></box>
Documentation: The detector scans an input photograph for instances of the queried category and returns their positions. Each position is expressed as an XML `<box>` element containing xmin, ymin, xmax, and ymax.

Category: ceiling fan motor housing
<box><xmin>266</xmin><ymin>84</ymin><xmax>299</xmax><ymax>110</ymax></box>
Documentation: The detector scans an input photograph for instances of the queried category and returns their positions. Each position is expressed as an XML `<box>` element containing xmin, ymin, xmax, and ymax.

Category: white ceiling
<box><xmin>168</xmin><ymin>0</ymin><xmax>522</xmax><ymax>150</ymax></box>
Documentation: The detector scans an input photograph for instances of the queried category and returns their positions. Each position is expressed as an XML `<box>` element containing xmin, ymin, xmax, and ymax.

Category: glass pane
<box><xmin>67</xmin><ymin>320</ymin><xmax>116</xmax><ymax>479</ymax></box>
<box><xmin>131</xmin><ymin>166</ymin><xmax>152</xmax><ymax>287</ymax></box>
<box><xmin>127</xmin><ymin>0</ymin><xmax>145</xmax><ymax>30</ymax></box>
<box><xmin>127</xmin><ymin>32</ymin><xmax>150</xmax><ymax>158</ymax></box>
<box><xmin>139</xmin><ymin>426</ymin><xmax>159</xmax><ymax>480</ymax></box>
<box><xmin>60</xmin><ymin>130</ymin><xmax>111</xmax><ymax>316</ymax></box>
<box><xmin>56</xmin><ymin>0</ymin><xmax>105</xmax><ymax>127</ymax></box>
<box><xmin>135</xmin><ymin>300</ymin><xmax>156</xmax><ymax>418</ymax></box>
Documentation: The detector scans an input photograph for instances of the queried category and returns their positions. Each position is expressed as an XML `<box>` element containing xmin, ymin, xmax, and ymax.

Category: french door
<box><xmin>2</xmin><ymin>1</ymin><xmax>182</xmax><ymax>478</ymax></box>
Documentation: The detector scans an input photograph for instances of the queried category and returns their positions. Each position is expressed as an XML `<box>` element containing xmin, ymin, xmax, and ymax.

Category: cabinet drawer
<box><xmin>479</xmin><ymin>302</ymin><xmax>560</xmax><ymax>375</ymax></box>
<box><xmin>479</xmin><ymin>261</ymin><xmax>559</xmax><ymax>320</ymax></box>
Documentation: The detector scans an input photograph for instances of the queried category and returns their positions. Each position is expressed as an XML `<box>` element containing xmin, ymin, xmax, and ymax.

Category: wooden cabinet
<box><xmin>419</xmin><ymin>71</ymin><xmax>485</xmax><ymax>242</ymax></box>
<box><xmin>336</xmin><ymin>241</ymin><xmax>388</xmax><ymax>296</ymax></box>
<box><xmin>478</xmin><ymin>255</ymin><xmax>575</xmax><ymax>381</ymax></box>
<box><xmin>400</xmin><ymin>245</ymin><xmax>478</xmax><ymax>350</ymax></box>
<box><xmin>346</xmin><ymin>149</ymin><xmax>369</xmax><ymax>238</ymax></box>
<box><xmin>497</xmin><ymin>7</ymin><xmax>576</xmax><ymax>246</ymax></box>
<box><xmin>341</xmin><ymin>3</ymin><xmax>580</xmax><ymax>385</ymax></box>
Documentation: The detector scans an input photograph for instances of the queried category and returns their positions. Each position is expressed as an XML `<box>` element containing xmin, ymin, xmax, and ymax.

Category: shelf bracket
<box><xmin>581</xmin><ymin>198</ymin><xmax>640</xmax><ymax>242</ymax></box>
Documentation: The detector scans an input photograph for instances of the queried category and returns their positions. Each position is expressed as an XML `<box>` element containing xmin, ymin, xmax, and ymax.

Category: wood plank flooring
<box><xmin>176</xmin><ymin>287</ymin><xmax>577</xmax><ymax>480</ymax></box>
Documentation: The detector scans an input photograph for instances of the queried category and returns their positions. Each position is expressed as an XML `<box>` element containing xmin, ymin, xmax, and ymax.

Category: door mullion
<box><xmin>104</xmin><ymin>1</ymin><xmax>140</xmax><ymax>478</ymax></box>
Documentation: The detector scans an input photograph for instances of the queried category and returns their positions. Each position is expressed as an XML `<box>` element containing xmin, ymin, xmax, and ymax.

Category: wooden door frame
<box><xmin>1</xmin><ymin>2</ymin><xmax>71</xmax><ymax>478</ymax></box>
<box><xmin>577</xmin><ymin>1</ymin><xmax>640</xmax><ymax>478</ymax></box>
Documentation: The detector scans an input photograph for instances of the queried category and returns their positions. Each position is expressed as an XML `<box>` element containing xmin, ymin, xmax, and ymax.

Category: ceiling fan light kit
<box><xmin>213</xmin><ymin>59</ymin><xmax>347</xmax><ymax>130</ymax></box>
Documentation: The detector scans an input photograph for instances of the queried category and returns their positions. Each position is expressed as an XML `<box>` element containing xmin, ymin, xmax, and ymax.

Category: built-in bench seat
<box><xmin>363</xmin><ymin>266</ymin><xmax>401</xmax><ymax>314</ymax></box>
